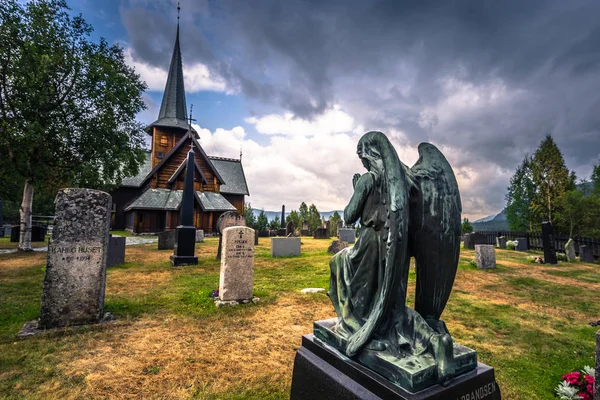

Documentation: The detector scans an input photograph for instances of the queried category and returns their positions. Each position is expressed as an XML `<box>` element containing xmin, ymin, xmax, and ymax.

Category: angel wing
<box><xmin>408</xmin><ymin>143</ymin><xmax>462</xmax><ymax>334</ymax></box>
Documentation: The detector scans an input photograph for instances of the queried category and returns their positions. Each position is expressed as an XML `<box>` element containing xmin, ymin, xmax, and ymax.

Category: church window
<box><xmin>160</xmin><ymin>136</ymin><xmax>168</xmax><ymax>146</ymax></box>
<box><xmin>157</xmin><ymin>151</ymin><xmax>164</xmax><ymax>159</ymax></box>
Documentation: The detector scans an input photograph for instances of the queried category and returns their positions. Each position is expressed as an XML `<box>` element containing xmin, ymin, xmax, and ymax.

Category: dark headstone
<box><xmin>290</xmin><ymin>334</ymin><xmax>501</xmax><ymax>400</ymax></box>
<box><xmin>286</xmin><ymin>221</ymin><xmax>295</xmax><ymax>236</ymax></box>
<box><xmin>281</xmin><ymin>205</ymin><xmax>285</xmax><ymax>230</ymax></box>
<box><xmin>254</xmin><ymin>229</ymin><xmax>259</xmax><ymax>245</ymax></box>
<box><xmin>158</xmin><ymin>230</ymin><xmax>176</xmax><ymax>250</ymax></box>
<box><xmin>313</xmin><ymin>227</ymin><xmax>329</xmax><ymax>239</ymax></box>
<box><xmin>300</xmin><ymin>229</ymin><xmax>310</xmax><ymax>236</ymax></box>
<box><xmin>258</xmin><ymin>229</ymin><xmax>270</xmax><ymax>238</ymax></box>
<box><xmin>325</xmin><ymin>220</ymin><xmax>331</xmax><ymax>237</ymax></box>
<box><xmin>464</xmin><ymin>232</ymin><xmax>486</xmax><ymax>250</ymax></box>
<box><xmin>10</xmin><ymin>225</ymin><xmax>19</xmax><ymax>242</ymax></box>
<box><xmin>328</xmin><ymin>240</ymin><xmax>349</xmax><ymax>254</ymax></box>
<box><xmin>269</xmin><ymin>230</ymin><xmax>278</xmax><ymax>237</ymax></box>
<box><xmin>171</xmin><ymin>149</ymin><xmax>198</xmax><ymax>267</ymax></box>
<box><xmin>541</xmin><ymin>222</ymin><xmax>557</xmax><ymax>264</ymax></box>
<box><xmin>31</xmin><ymin>225</ymin><xmax>47</xmax><ymax>242</ymax></box>
<box><xmin>338</xmin><ymin>228</ymin><xmax>355</xmax><ymax>244</ymax></box>
<box><xmin>580</xmin><ymin>245</ymin><xmax>594</xmax><ymax>263</ymax></box>
<box><xmin>0</xmin><ymin>200</ymin><xmax>3</xmax><ymax>226</ymax></box>
<box><xmin>516</xmin><ymin>237</ymin><xmax>528</xmax><ymax>251</ymax></box>
<box><xmin>278</xmin><ymin>228</ymin><xmax>287</xmax><ymax>236</ymax></box>
<box><xmin>107</xmin><ymin>235</ymin><xmax>126</xmax><ymax>267</ymax></box>
<box><xmin>496</xmin><ymin>236</ymin><xmax>507</xmax><ymax>249</ymax></box>
<box><xmin>39</xmin><ymin>188</ymin><xmax>111</xmax><ymax>329</ymax></box>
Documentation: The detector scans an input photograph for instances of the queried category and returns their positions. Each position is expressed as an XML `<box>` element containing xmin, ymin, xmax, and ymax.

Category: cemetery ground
<box><xmin>0</xmin><ymin>238</ymin><xmax>598</xmax><ymax>400</ymax></box>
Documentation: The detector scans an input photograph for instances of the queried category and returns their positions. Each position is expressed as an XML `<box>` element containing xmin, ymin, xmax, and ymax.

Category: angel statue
<box><xmin>315</xmin><ymin>131</ymin><xmax>477</xmax><ymax>392</ymax></box>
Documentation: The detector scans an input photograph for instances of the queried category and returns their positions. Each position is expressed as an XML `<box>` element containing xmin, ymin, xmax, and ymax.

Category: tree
<box><xmin>299</xmin><ymin>202</ymin><xmax>309</xmax><ymax>224</ymax></box>
<box><xmin>244</xmin><ymin>202</ymin><xmax>256</xmax><ymax>228</ymax></box>
<box><xmin>505</xmin><ymin>155</ymin><xmax>536</xmax><ymax>231</ymax></box>
<box><xmin>530</xmin><ymin>135</ymin><xmax>574</xmax><ymax>225</ymax></box>
<box><xmin>0</xmin><ymin>0</ymin><xmax>147</xmax><ymax>250</ymax></box>
<box><xmin>461</xmin><ymin>218</ymin><xmax>473</xmax><ymax>233</ymax></box>
<box><xmin>269</xmin><ymin>216</ymin><xmax>280</xmax><ymax>230</ymax></box>
<box><xmin>256</xmin><ymin>210</ymin><xmax>268</xmax><ymax>231</ymax></box>
<box><xmin>592</xmin><ymin>164</ymin><xmax>600</xmax><ymax>195</ymax></box>
<box><xmin>307</xmin><ymin>204</ymin><xmax>322</xmax><ymax>233</ymax></box>
<box><xmin>330</xmin><ymin>211</ymin><xmax>342</xmax><ymax>236</ymax></box>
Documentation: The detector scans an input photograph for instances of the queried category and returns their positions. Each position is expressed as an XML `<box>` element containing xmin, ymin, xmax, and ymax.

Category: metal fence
<box><xmin>474</xmin><ymin>231</ymin><xmax>600</xmax><ymax>258</ymax></box>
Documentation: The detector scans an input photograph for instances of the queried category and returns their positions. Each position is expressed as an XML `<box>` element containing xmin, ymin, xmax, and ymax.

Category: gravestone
<box><xmin>31</xmin><ymin>225</ymin><xmax>47</xmax><ymax>242</ymax></box>
<box><xmin>281</xmin><ymin>205</ymin><xmax>285</xmax><ymax>229</ymax></box>
<box><xmin>300</xmin><ymin>229</ymin><xmax>310</xmax><ymax>236</ymax></box>
<box><xmin>302</xmin><ymin>221</ymin><xmax>309</xmax><ymax>231</ymax></box>
<box><xmin>325</xmin><ymin>220</ymin><xmax>331</xmax><ymax>237</ymax></box>
<box><xmin>271</xmin><ymin>237</ymin><xmax>301</xmax><ymax>257</ymax></box>
<box><xmin>496</xmin><ymin>236</ymin><xmax>507</xmax><ymax>249</ymax></box>
<box><xmin>580</xmin><ymin>245</ymin><xmax>594</xmax><ymax>263</ymax></box>
<box><xmin>158</xmin><ymin>230</ymin><xmax>176</xmax><ymax>250</ymax></box>
<box><xmin>171</xmin><ymin>148</ymin><xmax>198</xmax><ymax>267</ymax></box>
<box><xmin>475</xmin><ymin>245</ymin><xmax>496</xmax><ymax>269</ymax></box>
<box><xmin>4</xmin><ymin>224</ymin><xmax>12</xmax><ymax>238</ymax></box>
<box><xmin>286</xmin><ymin>221</ymin><xmax>295</xmax><ymax>237</ymax></box>
<box><xmin>337</xmin><ymin>221</ymin><xmax>343</xmax><ymax>234</ymax></box>
<box><xmin>269</xmin><ymin>230</ymin><xmax>278</xmax><ymax>237</ymax></box>
<box><xmin>258</xmin><ymin>229</ymin><xmax>270</xmax><ymax>237</ymax></box>
<box><xmin>0</xmin><ymin>200</ymin><xmax>3</xmax><ymax>228</ymax></box>
<box><xmin>328</xmin><ymin>240</ymin><xmax>348</xmax><ymax>254</ymax></box>
<box><xmin>541</xmin><ymin>222</ymin><xmax>557</xmax><ymax>265</ymax></box>
<box><xmin>516</xmin><ymin>237</ymin><xmax>528</xmax><ymax>251</ymax></box>
<box><xmin>313</xmin><ymin>227</ymin><xmax>329</xmax><ymax>239</ymax></box>
<box><xmin>195</xmin><ymin>229</ymin><xmax>204</xmax><ymax>243</ymax></box>
<box><xmin>254</xmin><ymin>229</ymin><xmax>259</xmax><ymax>245</ymax></box>
<box><xmin>218</xmin><ymin>226</ymin><xmax>255</xmax><ymax>304</ymax></box>
<box><xmin>565</xmin><ymin>238</ymin><xmax>576</xmax><ymax>261</ymax></box>
<box><xmin>596</xmin><ymin>330</ymin><xmax>600</xmax><ymax>400</ymax></box>
<box><xmin>107</xmin><ymin>235</ymin><xmax>126</xmax><ymax>267</ymax></box>
<box><xmin>10</xmin><ymin>225</ymin><xmax>19</xmax><ymax>242</ymax></box>
<box><xmin>216</xmin><ymin>211</ymin><xmax>246</xmax><ymax>260</ymax></box>
<box><xmin>338</xmin><ymin>228</ymin><xmax>356</xmax><ymax>244</ymax></box>
<box><xmin>464</xmin><ymin>232</ymin><xmax>486</xmax><ymax>250</ymax></box>
<box><xmin>278</xmin><ymin>228</ymin><xmax>287</xmax><ymax>236</ymax></box>
<box><xmin>38</xmin><ymin>188</ymin><xmax>111</xmax><ymax>329</ymax></box>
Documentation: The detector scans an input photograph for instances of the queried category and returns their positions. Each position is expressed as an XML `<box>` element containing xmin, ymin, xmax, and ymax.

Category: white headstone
<box><xmin>565</xmin><ymin>239</ymin><xmax>576</xmax><ymax>261</ymax></box>
<box><xmin>219</xmin><ymin>226</ymin><xmax>255</xmax><ymax>301</ymax></box>
<box><xmin>475</xmin><ymin>245</ymin><xmax>496</xmax><ymax>269</ymax></box>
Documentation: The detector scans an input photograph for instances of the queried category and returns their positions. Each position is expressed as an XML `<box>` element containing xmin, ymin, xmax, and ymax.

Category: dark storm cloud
<box><xmin>120</xmin><ymin>0</ymin><xmax>600</xmax><ymax>215</ymax></box>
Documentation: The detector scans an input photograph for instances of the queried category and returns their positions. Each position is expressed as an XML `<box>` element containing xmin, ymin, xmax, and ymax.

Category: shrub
<box><xmin>506</xmin><ymin>240</ymin><xmax>518</xmax><ymax>251</ymax></box>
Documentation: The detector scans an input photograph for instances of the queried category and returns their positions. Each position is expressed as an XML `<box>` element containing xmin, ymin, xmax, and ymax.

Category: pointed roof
<box><xmin>146</xmin><ymin>23</ymin><xmax>190</xmax><ymax>132</ymax></box>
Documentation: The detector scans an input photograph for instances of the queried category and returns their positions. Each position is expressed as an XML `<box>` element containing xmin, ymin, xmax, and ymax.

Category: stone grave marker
<box><xmin>4</xmin><ymin>224</ymin><xmax>12</xmax><ymax>238</ymax></box>
<box><xmin>216</xmin><ymin>211</ymin><xmax>246</xmax><ymax>260</ymax></box>
<box><xmin>516</xmin><ymin>237</ymin><xmax>528</xmax><ymax>251</ymax></box>
<box><xmin>301</xmin><ymin>221</ymin><xmax>309</xmax><ymax>236</ymax></box>
<box><xmin>496</xmin><ymin>236</ymin><xmax>507</xmax><ymax>249</ymax></box>
<box><xmin>565</xmin><ymin>238</ymin><xmax>576</xmax><ymax>261</ymax></box>
<box><xmin>107</xmin><ymin>235</ymin><xmax>126</xmax><ymax>267</ymax></box>
<box><xmin>217</xmin><ymin>226</ymin><xmax>257</xmax><ymax>306</ymax></box>
<box><xmin>271</xmin><ymin>237</ymin><xmax>301</xmax><ymax>256</ymax></box>
<box><xmin>286</xmin><ymin>220</ymin><xmax>295</xmax><ymax>236</ymax></box>
<box><xmin>325</xmin><ymin>220</ymin><xmax>331</xmax><ymax>237</ymax></box>
<box><xmin>254</xmin><ymin>229</ymin><xmax>259</xmax><ymax>245</ymax></box>
<box><xmin>31</xmin><ymin>225</ymin><xmax>47</xmax><ymax>242</ymax></box>
<box><xmin>541</xmin><ymin>222</ymin><xmax>557</xmax><ymax>264</ymax></box>
<box><xmin>580</xmin><ymin>245</ymin><xmax>594</xmax><ymax>263</ymax></box>
<box><xmin>158</xmin><ymin>230</ymin><xmax>176</xmax><ymax>250</ymax></box>
<box><xmin>338</xmin><ymin>228</ymin><xmax>356</xmax><ymax>244</ymax></box>
<box><xmin>195</xmin><ymin>229</ymin><xmax>204</xmax><ymax>243</ymax></box>
<box><xmin>38</xmin><ymin>188</ymin><xmax>111</xmax><ymax>329</ymax></box>
<box><xmin>464</xmin><ymin>232</ymin><xmax>487</xmax><ymax>250</ymax></box>
<box><xmin>475</xmin><ymin>245</ymin><xmax>496</xmax><ymax>269</ymax></box>
<box><xmin>313</xmin><ymin>227</ymin><xmax>329</xmax><ymax>239</ymax></box>
<box><xmin>258</xmin><ymin>229</ymin><xmax>270</xmax><ymax>237</ymax></box>
<box><xmin>10</xmin><ymin>225</ymin><xmax>19</xmax><ymax>242</ymax></box>
<box><xmin>269</xmin><ymin>229</ymin><xmax>278</xmax><ymax>237</ymax></box>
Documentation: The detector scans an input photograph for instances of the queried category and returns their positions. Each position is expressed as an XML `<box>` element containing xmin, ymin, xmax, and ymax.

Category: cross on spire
<box><xmin>177</xmin><ymin>2</ymin><xmax>181</xmax><ymax>21</ymax></box>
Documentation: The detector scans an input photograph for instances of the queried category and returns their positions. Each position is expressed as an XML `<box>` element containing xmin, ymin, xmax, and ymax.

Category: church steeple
<box><xmin>147</xmin><ymin>5</ymin><xmax>190</xmax><ymax>132</ymax></box>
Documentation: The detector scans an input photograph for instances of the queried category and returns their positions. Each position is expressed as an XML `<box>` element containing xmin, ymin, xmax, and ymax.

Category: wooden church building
<box><xmin>111</xmin><ymin>22</ymin><xmax>249</xmax><ymax>234</ymax></box>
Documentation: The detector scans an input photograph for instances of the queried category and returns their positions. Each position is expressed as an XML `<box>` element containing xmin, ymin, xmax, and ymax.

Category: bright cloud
<box><xmin>123</xmin><ymin>47</ymin><xmax>230</xmax><ymax>93</ymax></box>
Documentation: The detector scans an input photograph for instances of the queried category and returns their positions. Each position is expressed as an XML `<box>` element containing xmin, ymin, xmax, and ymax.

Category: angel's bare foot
<box><xmin>432</xmin><ymin>333</ymin><xmax>455</xmax><ymax>385</ymax></box>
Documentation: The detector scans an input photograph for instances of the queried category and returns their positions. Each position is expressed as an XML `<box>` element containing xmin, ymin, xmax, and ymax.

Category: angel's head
<box><xmin>357</xmin><ymin>131</ymin><xmax>389</xmax><ymax>175</ymax></box>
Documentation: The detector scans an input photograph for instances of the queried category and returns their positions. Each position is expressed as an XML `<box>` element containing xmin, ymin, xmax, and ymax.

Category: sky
<box><xmin>69</xmin><ymin>0</ymin><xmax>600</xmax><ymax>219</ymax></box>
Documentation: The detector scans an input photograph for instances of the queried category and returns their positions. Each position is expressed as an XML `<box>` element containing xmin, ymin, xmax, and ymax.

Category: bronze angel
<box><xmin>320</xmin><ymin>131</ymin><xmax>476</xmax><ymax>392</ymax></box>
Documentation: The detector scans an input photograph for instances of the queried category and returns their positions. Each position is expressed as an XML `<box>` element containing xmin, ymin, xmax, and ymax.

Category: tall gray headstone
<box><xmin>195</xmin><ymin>229</ymin><xmax>204</xmax><ymax>243</ymax></box>
<box><xmin>39</xmin><ymin>188</ymin><xmax>111</xmax><ymax>329</ymax></box>
<box><xmin>516</xmin><ymin>237</ymin><xmax>528</xmax><ymax>251</ymax></box>
<box><xmin>496</xmin><ymin>237</ymin><xmax>507</xmax><ymax>249</ymax></box>
<box><xmin>107</xmin><ymin>235</ymin><xmax>126</xmax><ymax>267</ymax></box>
<box><xmin>475</xmin><ymin>245</ymin><xmax>496</xmax><ymax>269</ymax></box>
<box><xmin>580</xmin><ymin>245</ymin><xmax>594</xmax><ymax>263</ymax></box>
<box><xmin>565</xmin><ymin>238</ymin><xmax>576</xmax><ymax>261</ymax></box>
<box><xmin>338</xmin><ymin>228</ymin><xmax>356</xmax><ymax>244</ymax></box>
<box><xmin>219</xmin><ymin>226</ymin><xmax>255</xmax><ymax>302</ymax></box>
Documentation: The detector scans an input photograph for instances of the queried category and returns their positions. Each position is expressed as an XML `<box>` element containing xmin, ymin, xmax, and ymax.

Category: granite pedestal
<box><xmin>271</xmin><ymin>237</ymin><xmax>301</xmax><ymax>257</ymax></box>
<box><xmin>290</xmin><ymin>334</ymin><xmax>501</xmax><ymax>400</ymax></box>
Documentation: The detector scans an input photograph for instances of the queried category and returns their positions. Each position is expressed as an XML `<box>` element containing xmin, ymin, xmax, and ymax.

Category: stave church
<box><xmin>110</xmin><ymin>20</ymin><xmax>249</xmax><ymax>234</ymax></box>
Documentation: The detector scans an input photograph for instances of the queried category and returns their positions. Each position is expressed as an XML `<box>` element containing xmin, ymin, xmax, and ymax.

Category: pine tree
<box><xmin>461</xmin><ymin>218</ymin><xmax>473</xmax><ymax>233</ymax></box>
<box><xmin>505</xmin><ymin>155</ymin><xmax>536</xmax><ymax>231</ymax></box>
<box><xmin>256</xmin><ymin>210</ymin><xmax>268</xmax><ymax>231</ymax></box>
<box><xmin>530</xmin><ymin>135</ymin><xmax>574</xmax><ymax>226</ymax></box>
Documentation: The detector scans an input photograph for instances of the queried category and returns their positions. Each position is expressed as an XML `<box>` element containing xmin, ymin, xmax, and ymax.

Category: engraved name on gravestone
<box><xmin>39</xmin><ymin>189</ymin><xmax>111</xmax><ymax>329</ymax></box>
<box><xmin>219</xmin><ymin>226</ymin><xmax>255</xmax><ymax>301</ymax></box>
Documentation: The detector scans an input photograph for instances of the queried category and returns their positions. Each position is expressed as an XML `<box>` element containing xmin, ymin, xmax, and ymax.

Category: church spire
<box><xmin>147</xmin><ymin>3</ymin><xmax>190</xmax><ymax>132</ymax></box>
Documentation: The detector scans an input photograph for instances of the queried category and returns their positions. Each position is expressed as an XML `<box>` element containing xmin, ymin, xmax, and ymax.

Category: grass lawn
<box><xmin>0</xmin><ymin>237</ymin><xmax>598</xmax><ymax>399</ymax></box>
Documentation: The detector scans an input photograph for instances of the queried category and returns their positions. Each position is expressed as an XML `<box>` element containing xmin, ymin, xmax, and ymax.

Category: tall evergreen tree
<box><xmin>256</xmin><ymin>210</ymin><xmax>268</xmax><ymax>231</ymax></box>
<box><xmin>505</xmin><ymin>155</ymin><xmax>536</xmax><ymax>231</ymax></box>
<box><xmin>307</xmin><ymin>204</ymin><xmax>322</xmax><ymax>233</ymax></box>
<box><xmin>244</xmin><ymin>202</ymin><xmax>256</xmax><ymax>228</ymax></box>
<box><xmin>299</xmin><ymin>202</ymin><xmax>309</xmax><ymax>224</ymax></box>
<box><xmin>530</xmin><ymin>135</ymin><xmax>574</xmax><ymax>225</ymax></box>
